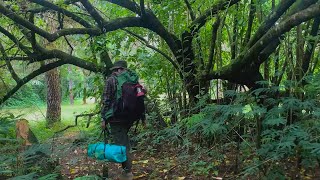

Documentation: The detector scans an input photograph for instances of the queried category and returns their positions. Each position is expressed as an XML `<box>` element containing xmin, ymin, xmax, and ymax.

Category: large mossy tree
<box><xmin>0</xmin><ymin>0</ymin><xmax>319</xmax><ymax>105</ymax></box>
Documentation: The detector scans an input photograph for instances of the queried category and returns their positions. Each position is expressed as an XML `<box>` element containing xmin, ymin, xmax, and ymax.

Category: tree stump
<box><xmin>16</xmin><ymin>119</ymin><xmax>38</xmax><ymax>145</ymax></box>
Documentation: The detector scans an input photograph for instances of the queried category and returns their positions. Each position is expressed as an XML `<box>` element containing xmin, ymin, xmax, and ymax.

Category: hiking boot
<box><xmin>119</xmin><ymin>171</ymin><xmax>134</xmax><ymax>180</ymax></box>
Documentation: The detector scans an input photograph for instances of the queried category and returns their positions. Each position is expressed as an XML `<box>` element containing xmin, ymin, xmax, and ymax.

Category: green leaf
<box><xmin>264</xmin><ymin>117</ymin><xmax>286</xmax><ymax>126</ymax></box>
<box><xmin>38</xmin><ymin>174</ymin><xmax>60</xmax><ymax>180</ymax></box>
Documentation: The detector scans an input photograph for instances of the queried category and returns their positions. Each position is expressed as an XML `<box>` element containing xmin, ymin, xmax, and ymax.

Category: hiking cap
<box><xmin>110</xmin><ymin>60</ymin><xmax>127</xmax><ymax>70</ymax></box>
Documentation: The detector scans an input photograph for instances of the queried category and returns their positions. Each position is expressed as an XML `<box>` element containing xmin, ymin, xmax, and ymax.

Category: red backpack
<box><xmin>112</xmin><ymin>71</ymin><xmax>146</xmax><ymax>124</ymax></box>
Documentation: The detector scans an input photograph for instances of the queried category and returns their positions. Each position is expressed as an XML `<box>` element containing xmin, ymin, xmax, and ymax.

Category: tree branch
<box><xmin>184</xmin><ymin>0</ymin><xmax>195</xmax><ymax>20</ymax></box>
<box><xmin>0</xmin><ymin>56</ymin><xmax>30</xmax><ymax>61</ymax></box>
<box><xmin>0</xmin><ymin>26</ymin><xmax>32</xmax><ymax>55</ymax></box>
<box><xmin>3</xmin><ymin>36</ymin><xmax>25</xmax><ymax>53</ymax></box>
<box><xmin>189</xmin><ymin>0</ymin><xmax>240</xmax><ymax>33</ymax></box>
<box><xmin>28</xmin><ymin>0</ymin><xmax>93</xmax><ymax>28</ymax></box>
<box><xmin>257</xmin><ymin>36</ymin><xmax>283</xmax><ymax>65</ymax></box>
<box><xmin>64</xmin><ymin>36</ymin><xmax>74</xmax><ymax>53</ymax></box>
<box><xmin>247</xmin><ymin>0</ymin><xmax>319</xmax><ymax>65</ymax></box>
<box><xmin>31</xmin><ymin>49</ymin><xmax>105</xmax><ymax>73</ymax></box>
<box><xmin>27</xmin><ymin>7</ymin><xmax>50</xmax><ymax>13</ymax></box>
<box><xmin>247</xmin><ymin>0</ymin><xmax>315</xmax><ymax>48</ymax></box>
<box><xmin>1</xmin><ymin>4</ymin><xmax>146</xmax><ymax>42</ymax></box>
<box><xmin>0</xmin><ymin>4</ymin><xmax>101</xmax><ymax>41</ymax></box>
<box><xmin>123</xmin><ymin>29</ymin><xmax>181</xmax><ymax>75</ymax></box>
<box><xmin>141</xmin><ymin>12</ymin><xmax>181</xmax><ymax>62</ymax></box>
<box><xmin>0</xmin><ymin>60</ymin><xmax>67</xmax><ymax>105</ymax></box>
<box><xmin>207</xmin><ymin>3</ymin><xmax>320</xmax><ymax>83</ymax></box>
<box><xmin>0</xmin><ymin>76</ymin><xmax>9</xmax><ymax>93</ymax></box>
<box><xmin>0</xmin><ymin>49</ymin><xmax>107</xmax><ymax>105</ymax></box>
<box><xmin>302</xmin><ymin>17</ymin><xmax>320</xmax><ymax>75</ymax></box>
<box><xmin>206</xmin><ymin>17</ymin><xmax>220</xmax><ymax>74</ymax></box>
<box><xmin>80</xmin><ymin>0</ymin><xmax>106</xmax><ymax>28</ymax></box>
<box><xmin>102</xmin><ymin>17</ymin><xmax>144</xmax><ymax>32</ymax></box>
<box><xmin>243</xmin><ymin>0</ymin><xmax>256</xmax><ymax>45</ymax></box>
<box><xmin>100</xmin><ymin>50</ymin><xmax>112</xmax><ymax>68</ymax></box>
<box><xmin>27</xmin><ymin>12</ymin><xmax>37</xmax><ymax>51</ymax></box>
<box><xmin>0</xmin><ymin>42</ymin><xmax>21</xmax><ymax>83</ymax></box>
<box><xmin>103</xmin><ymin>0</ymin><xmax>140</xmax><ymax>15</ymax></box>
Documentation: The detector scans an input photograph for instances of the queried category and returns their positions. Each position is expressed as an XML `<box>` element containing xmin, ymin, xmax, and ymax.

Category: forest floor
<box><xmin>53</xmin><ymin>131</ymin><xmax>218</xmax><ymax>180</ymax></box>
<box><xmin>51</xmin><ymin>130</ymin><xmax>320</xmax><ymax>180</ymax></box>
<box><xmin>3</xmin><ymin>102</ymin><xmax>320</xmax><ymax>179</ymax></box>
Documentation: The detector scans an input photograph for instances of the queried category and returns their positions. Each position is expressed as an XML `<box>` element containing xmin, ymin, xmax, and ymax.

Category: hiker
<box><xmin>101</xmin><ymin>60</ymin><xmax>146</xmax><ymax>180</ymax></box>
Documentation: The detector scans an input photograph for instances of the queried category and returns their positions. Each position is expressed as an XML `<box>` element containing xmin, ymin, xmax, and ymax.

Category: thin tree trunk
<box><xmin>44</xmin><ymin>12</ymin><xmax>61</xmax><ymax>127</ymax></box>
<box><xmin>83</xmin><ymin>85</ymin><xmax>87</xmax><ymax>104</ymax></box>
<box><xmin>68</xmin><ymin>65</ymin><xmax>74</xmax><ymax>105</ymax></box>
<box><xmin>272</xmin><ymin>46</ymin><xmax>280</xmax><ymax>83</ymax></box>
<box><xmin>295</xmin><ymin>25</ymin><xmax>304</xmax><ymax>82</ymax></box>
<box><xmin>45</xmin><ymin>66</ymin><xmax>61</xmax><ymax>126</ymax></box>
<box><xmin>302</xmin><ymin>18</ymin><xmax>320</xmax><ymax>80</ymax></box>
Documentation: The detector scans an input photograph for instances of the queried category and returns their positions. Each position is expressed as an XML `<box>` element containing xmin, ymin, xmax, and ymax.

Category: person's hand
<box><xmin>101</xmin><ymin>120</ymin><xmax>106</xmax><ymax>129</ymax></box>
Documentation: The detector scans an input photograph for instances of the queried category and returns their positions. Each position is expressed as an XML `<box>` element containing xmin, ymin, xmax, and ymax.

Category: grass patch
<box><xmin>0</xmin><ymin>99</ymin><xmax>99</xmax><ymax>142</ymax></box>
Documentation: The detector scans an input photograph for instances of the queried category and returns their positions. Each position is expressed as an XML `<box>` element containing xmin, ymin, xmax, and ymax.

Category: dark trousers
<box><xmin>110</xmin><ymin>123</ymin><xmax>132</xmax><ymax>172</ymax></box>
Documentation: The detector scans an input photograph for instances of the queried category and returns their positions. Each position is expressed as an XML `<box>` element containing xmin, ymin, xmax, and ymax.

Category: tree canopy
<box><xmin>0</xmin><ymin>0</ymin><xmax>319</xmax><ymax>105</ymax></box>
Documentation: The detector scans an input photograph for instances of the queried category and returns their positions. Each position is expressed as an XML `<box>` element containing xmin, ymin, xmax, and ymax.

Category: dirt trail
<box><xmin>52</xmin><ymin>132</ymin><xmax>207</xmax><ymax>180</ymax></box>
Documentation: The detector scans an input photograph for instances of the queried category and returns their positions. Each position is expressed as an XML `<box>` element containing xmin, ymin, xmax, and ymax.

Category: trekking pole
<box><xmin>102</xmin><ymin>127</ymin><xmax>109</xmax><ymax>179</ymax></box>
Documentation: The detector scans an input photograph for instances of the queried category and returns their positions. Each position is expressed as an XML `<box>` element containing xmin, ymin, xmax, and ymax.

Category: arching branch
<box><xmin>0</xmin><ymin>49</ymin><xmax>106</xmax><ymax>105</ymax></box>
<box><xmin>1</xmin><ymin>4</ymin><xmax>146</xmax><ymax>42</ymax></box>
<box><xmin>207</xmin><ymin>4</ymin><xmax>320</xmax><ymax>83</ymax></box>
<box><xmin>0</xmin><ymin>4</ymin><xmax>101</xmax><ymax>41</ymax></box>
<box><xmin>0</xmin><ymin>60</ymin><xmax>67</xmax><ymax>105</ymax></box>
<box><xmin>247</xmin><ymin>0</ymin><xmax>317</xmax><ymax>48</ymax></box>
<box><xmin>247</xmin><ymin>0</ymin><xmax>319</xmax><ymax>65</ymax></box>
<box><xmin>28</xmin><ymin>0</ymin><xmax>93</xmax><ymax>28</ymax></box>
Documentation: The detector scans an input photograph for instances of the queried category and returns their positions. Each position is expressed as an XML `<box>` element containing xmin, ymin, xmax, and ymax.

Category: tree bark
<box><xmin>45</xmin><ymin>12</ymin><xmax>61</xmax><ymax>127</ymax></box>
<box><xmin>45</xmin><ymin>65</ymin><xmax>61</xmax><ymax>126</ymax></box>
<box><xmin>295</xmin><ymin>25</ymin><xmax>304</xmax><ymax>81</ymax></box>
<box><xmin>68</xmin><ymin>65</ymin><xmax>74</xmax><ymax>105</ymax></box>
<box><xmin>83</xmin><ymin>85</ymin><xmax>87</xmax><ymax>105</ymax></box>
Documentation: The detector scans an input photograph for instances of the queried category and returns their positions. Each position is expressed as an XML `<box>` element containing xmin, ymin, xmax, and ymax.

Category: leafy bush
<box><xmin>0</xmin><ymin>112</ymin><xmax>61</xmax><ymax>179</ymax></box>
<box><xmin>137</xmin><ymin>75</ymin><xmax>320</xmax><ymax>178</ymax></box>
<box><xmin>3</xmin><ymin>82</ymin><xmax>45</xmax><ymax>108</ymax></box>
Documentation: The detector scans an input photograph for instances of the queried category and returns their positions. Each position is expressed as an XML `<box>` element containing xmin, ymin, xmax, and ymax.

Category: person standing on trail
<box><xmin>101</xmin><ymin>60</ymin><xmax>146</xmax><ymax>180</ymax></box>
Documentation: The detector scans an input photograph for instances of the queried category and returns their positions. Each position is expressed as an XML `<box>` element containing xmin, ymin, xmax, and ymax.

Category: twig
<box><xmin>54</xmin><ymin>111</ymin><xmax>100</xmax><ymax>134</ymax></box>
